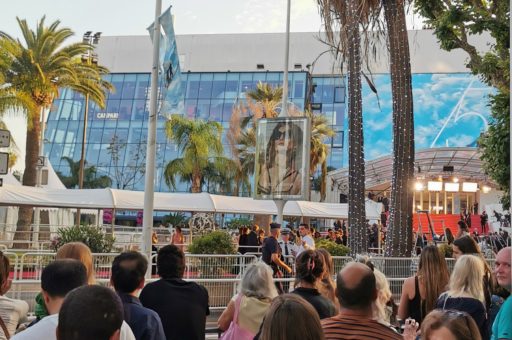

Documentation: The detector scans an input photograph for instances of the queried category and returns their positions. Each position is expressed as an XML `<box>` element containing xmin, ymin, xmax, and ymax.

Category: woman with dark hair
<box><xmin>315</xmin><ymin>248</ymin><xmax>338</xmax><ymax>307</ymax></box>
<box><xmin>292</xmin><ymin>250</ymin><xmax>336</xmax><ymax>319</ymax></box>
<box><xmin>398</xmin><ymin>246</ymin><xmax>450</xmax><ymax>325</ymax></box>
<box><xmin>258</xmin><ymin>294</ymin><xmax>325</xmax><ymax>340</ymax></box>
<box><xmin>237</xmin><ymin>227</ymin><xmax>248</xmax><ymax>254</ymax></box>
<box><xmin>456</xmin><ymin>220</ymin><xmax>470</xmax><ymax>239</ymax></box>
<box><xmin>442</xmin><ymin>228</ymin><xmax>454</xmax><ymax>245</ymax></box>
<box><xmin>256</xmin><ymin>121</ymin><xmax>304</xmax><ymax>196</ymax></box>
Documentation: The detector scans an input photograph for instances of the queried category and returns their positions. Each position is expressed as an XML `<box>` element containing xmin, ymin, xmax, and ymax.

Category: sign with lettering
<box><xmin>96</xmin><ymin>112</ymin><xmax>119</xmax><ymax>119</ymax></box>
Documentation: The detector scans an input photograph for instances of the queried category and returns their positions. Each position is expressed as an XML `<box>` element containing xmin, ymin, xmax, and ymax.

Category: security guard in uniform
<box><xmin>278</xmin><ymin>228</ymin><xmax>299</xmax><ymax>293</ymax></box>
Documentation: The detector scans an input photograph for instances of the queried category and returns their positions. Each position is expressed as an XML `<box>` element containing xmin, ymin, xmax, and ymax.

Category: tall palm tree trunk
<box><xmin>383</xmin><ymin>0</ymin><xmax>415</xmax><ymax>257</ymax></box>
<box><xmin>346</xmin><ymin>0</ymin><xmax>367</xmax><ymax>255</ymax></box>
<box><xmin>15</xmin><ymin>111</ymin><xmax>42</xmax><ymax>245</ymax></box>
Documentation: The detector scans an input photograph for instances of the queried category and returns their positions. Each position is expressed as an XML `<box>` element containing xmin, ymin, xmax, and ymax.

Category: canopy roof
<box><xmin>329</xmin><ymin>147</ymin><xmax>491</xmax><ymax>190</ymax></box>
<box><xmin>0</xmin><ymin>185</ymin><xmax>382</xmax><ymax>219</ymax></box>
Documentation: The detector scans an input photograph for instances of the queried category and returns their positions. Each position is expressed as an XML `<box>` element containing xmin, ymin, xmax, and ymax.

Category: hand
<box><xmin>286</xmin><ymin>266</ymin><xmax>292</xmax><ymax>274</ymax></box>
<box><xmin>403</xmin><ymin>318</ymin><xmax>419</xmax><ymax>340</ymax></box>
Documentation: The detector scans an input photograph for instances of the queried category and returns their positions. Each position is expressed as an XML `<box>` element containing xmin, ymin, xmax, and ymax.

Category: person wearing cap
<box><xmin>278</xmin><ymin>228</ymin><xmax>299</xmax><ymax>293</ymax></box>
<box><xmin>261</xmin><ymin>223</ymin><xmax>292</xmax><ymax>294</ymax></box>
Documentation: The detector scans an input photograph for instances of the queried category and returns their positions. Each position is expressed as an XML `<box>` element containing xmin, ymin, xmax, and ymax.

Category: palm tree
<box><xmin>0</xmin><ymin>17</ymin><xmax>113</xmax><ymax>241</ymax></box>
<box><xmin>56</xmin><ymin>157</ymin><xmax>111</xmax><ymax>189</ymax></box>
<box><xmin>383</xmin><ymin>0</ymin><xmax>415</xmax><ymax>257</ymax></box>
<box><xmin>308</xmin><ymin>112</ymin><xmax>335</xmax><ymax>201</ymax></box>
<box><xmin>317</xmin><ymin>0</ymin><xmax>379</xmax><ymax>254</ymax></box>
<box><xmin>164</xmin><ymin>115</ymin><xmax>231</xmax><ymax>193</ymax></box>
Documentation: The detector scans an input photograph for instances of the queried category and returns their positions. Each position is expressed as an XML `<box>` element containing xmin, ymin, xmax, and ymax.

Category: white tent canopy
<box><xmin>0</xmin><ymin>184</ymin><xmax>382</xmax><ymax>219</ymax></box>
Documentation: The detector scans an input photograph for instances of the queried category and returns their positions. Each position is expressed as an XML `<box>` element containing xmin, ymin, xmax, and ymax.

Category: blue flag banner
<box><xmin>148</xmin><ymin>6</ymin><xmax>184</xmax><ymax>115</ymax></box>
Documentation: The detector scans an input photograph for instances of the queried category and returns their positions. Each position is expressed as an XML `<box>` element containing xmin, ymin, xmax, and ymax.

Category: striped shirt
<box><xmin>322</xmin><ymin>314</ymin><xmax>402</xmax><ymax>340</ymax></box>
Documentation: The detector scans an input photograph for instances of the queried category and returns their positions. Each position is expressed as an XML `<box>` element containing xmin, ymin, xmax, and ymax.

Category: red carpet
<box><xmin>413</xmin><ymin>213</ymin><xmax>481</xmax><ymax>236</ymax></box>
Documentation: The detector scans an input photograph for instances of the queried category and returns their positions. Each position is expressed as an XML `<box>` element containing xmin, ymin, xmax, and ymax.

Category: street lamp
<box><xmin>76</xmin><ymin>31</ymin><xmax>101</xmax><ymax>226</ymax></box>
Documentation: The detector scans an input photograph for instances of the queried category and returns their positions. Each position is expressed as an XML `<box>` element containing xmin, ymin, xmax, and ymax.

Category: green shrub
<box><xmin>227</xmin><ymin>217</ymin><xmax>252</xmax><ymax>230</ymax></box>
<box><xmin>188</xmin><ymin>231</ymin><xmax>236</xmax><ymax>254</ymax></box>
<box><xmin>52</xmin><ymin>225</ymin><xmax>115</xmax><ymax>253</ymax></box>
<box><xmin>315</xmin><ymin>239</ymin><xmax>351</xmax><ymax>256</ymax></box>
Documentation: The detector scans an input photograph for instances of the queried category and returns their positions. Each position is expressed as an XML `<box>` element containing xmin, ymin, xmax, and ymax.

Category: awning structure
<box><xmin>329</xmin><ymin>147</ymin><xmax>492</xmax><ymax>191</ymax></box>
<box><xmin>0</xmin><ymin>184</ymin><xmax>382</xmax><ymax>220</ymax></box>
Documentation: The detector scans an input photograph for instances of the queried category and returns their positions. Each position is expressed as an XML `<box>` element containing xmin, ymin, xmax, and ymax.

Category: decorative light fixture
<box><xmin>428</xmin><ymin>181</ymin><xmax>443</xmax><ymax>191</ymax></box>
<box><xmin>445</xmin><ymin>182</ymin><xmax>459</xmax><ymax>192</ymax></box>
<box><xmin>482</xmin><ymin>185</ymin><xmax>491</xmax><ymax>194</ymax></box>
<box><xmin>414</xmin><ymin>181</ymin><xmax>424</xmax><ymax>191</ymax></box>
<box><xmin>452</xmin><ymin>177</ymin><xmax>459</xmax><ymax>183</ymax></box>
<box><xmin>462</xmin><ymin>182</ymin><xmax>478</xmax><ymax>192</ymax></box>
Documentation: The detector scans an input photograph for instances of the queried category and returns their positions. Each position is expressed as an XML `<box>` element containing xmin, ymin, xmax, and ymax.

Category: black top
<box><xmin>247</xmin><ymin>231</ymin><xmax>259</xmax><ymax>247</ymax></box>
<box><xmin>139</xmin><ymin>278</ymin><xmax>210</xmax><ymax>340</ymax></box>
<box><xmin>238</xmin><ymin>234</ymin><xmax>249</xmax><ymax>254</ymax></box>
<box><xmin>118</xmin><ymin>293</ymin><xmax>166</xmax><ymax>340</ymax></box>
<box><xmin>407</xmin><ymin>276</ymin><xmax>426</xmax><ymax>324</ymax></box>
<box><xmin>436</xmin><ymin>294</ymin><xmax>488</xmax><ymax>340</ymax></box>
<box><xmin>261</xmin><ymin>236</ymin><xmax>280</xmax><ymax>274</ymax></box>
<box><xmin>292</xmin><ymin>287</ymin><xmax>336</xmax><ymax>319</ymax></box>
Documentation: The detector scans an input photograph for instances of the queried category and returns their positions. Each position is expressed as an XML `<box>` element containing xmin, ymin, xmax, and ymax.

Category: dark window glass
<box><xmin>222</xmin><ymin>101</ymin><xmax>235</xmax><ymax>121</ymax></box>
<box><xmin>225</xmin><ymin>80</ymin><xmax>238</xmax><ymax>98</ymax></box>
<box><xmin>294</xmin><ymin>80</ymin><xmax>304</xmax><ymax>98</ymax></box>
<box><xmin>211</xmin><ymin>80</ymin><xmax>226</xmax><ymax>99</ymax></box>
<box><xmin>241</xmin><ymin>81</ymin><xmax>252</xmax><ymax>93</ymax></box>
<box><xmin>198</xmin><ymin>74</ymin><xmax>213</xmax><ymax>98</ymax></box>
<box><xmin>119</xmin><ymin>100</ymin><xmax>133</xmax><ymax>120</ymax></box>
<box><xmin>132</xmin><ymin>100</ymin><xmax>147</xmax><ymax>120</ymax></box>
<box><xmin>86</xmin><ymin>144</ymin><xmax>101</xmax><ymax>165</ymax></box>
<box><xmin>109</xmin><ymin>75</ymin><xmax>125</xmax><ymax>100</ymax></box>
<box><xmin>196</xmin><ymin>99</ymin><xmax>210</xmax><ymax>120</ymax></box>
<box><xmin>322</xmin><ymin>85</ymin><xmax>334</xmax><ymax>102</ymax></box>
<box><xmin>334</xmin><ymin>86</ymin><xmax>345</xmax><ymax>103</ymax></box>
<box><xmin>106</xmin><ymin>100</ymin><xmax>120</xmax><ymax>115</ymax></box>
<box><xmin>185</xmin><ymin>99</ymin><xmax>197</xmax><ymax>119</ymax></box>
<box><xmin>187</xmin><ymin>80</ymin><xmax>200</xmax><ymax>99</ymax></box>
<box><xmin>209</xmin><ymin>100</ymin><xmax>223</xmax><ymax>121</ymax></box>
<box><xmin>334</xmin><ymin>104</ymin><xmax>345</xmax><ymax>127</ymax></box>
<box><xmin>312</xmin><ymin>83</ymin><xmax>322</xmax><ymax>103</ymax></box>
<box><xmin>332</xmin><ymin>130</ymin><xmax>344</xmax><ymax>148</ymax></box>
<box><xmin>135</xmin><ymin>74</ymin><xmax>150</xmax><ymax>99</ymax></box>
<box><xmin>122</xmin><ymin>75</ymin><xmax>137</xmax><ymax>99</ymax></box>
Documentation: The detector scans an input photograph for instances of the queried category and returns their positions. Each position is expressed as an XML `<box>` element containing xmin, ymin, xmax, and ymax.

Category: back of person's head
<box><xmin>453</xmin><ymin>236</ymin><xmax>480</xmax><ymax>255</ymax></box>
<box><xmin>157</xmin><ymin>245</ymin><xmax>185</xmax><ymax>279</ymax></box>
<box><xmin>0</xmin><ymin>252</ymin><xmax>10</xmax><ymax>289</ymax></box>
<box><xmin>239</xmin><ymin>262</ymin><xmax>278</xmax><ymax>300</ymax></box>
<box><xmin>373</xmin><ymin>269</ymin><xmax>392</xmax><ymax>322</ymax></box>
<box><xmin>355</xmin><ymin>254</ymin><xmax>375</xmax><ymax>272</ymax></box>
<box><xmin>418</xmin><ymin>246</ymin><xmax>450</xmax><ymax>314</ymax></box>
<box><xmin>295</xmin><ymin>250</ymin><xmax>324</xmax><ymax>285</ymax></box>
<box><xmin>299</xmin><ymin>223</ymin><xmax>310</xmax><ymax>230</ymax></box>
<box><xmin>448</xmin><ymin>254</ymin><xmax>484</xmax><ymax>302</ymax></box>
<box><xmin>56</xmin><ymin>242</ymin><xmax>95</xmax><ymax>284</ymax></box>
<box><xmin>57</xmin><ymin>285</ymin><xmax>123</xmax><ymax>340</ymax></box>
<box><xmin>111</xmin><ymin>251</ymin><xmax>148</xmax><ymax>294</ymax></box>
<box><xmin>259</xmin><ymin>294</ymin><xmax>325</xmax><ymax>340</ymax></box>
<box><xmin>420</xmin><ymin>309</ymin><xmax>481</xmax><ymax>340</ymax></box>
<box><xmin>336</xmin><ymin>262</ymin><xmax>377</xmax><ymax>310</ymax></box>
<box><xmin>316</xmin><ymin>248</ymin><xmax>334</xmax><ymax>277</ymax></box>
<box><xmin>41</xmin><ymin>260</ymin><xmax>87</xmax><ymax>298</ymax></box>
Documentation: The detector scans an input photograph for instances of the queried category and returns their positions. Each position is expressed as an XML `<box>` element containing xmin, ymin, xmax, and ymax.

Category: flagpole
<box><xmin>143</xmin><ymin>0</ymin><xmax>162</xmax><ymax>277</ymax></box>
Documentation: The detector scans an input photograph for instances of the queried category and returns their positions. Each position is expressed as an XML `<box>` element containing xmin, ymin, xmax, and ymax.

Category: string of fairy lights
<box><xmin>383</xmin><ymin>0</ymin><xmax>415</xmax><ymax>257</ymax></box>
<box><xmin>346</xmin><ymin>0</ymin><xmax>368</xmax><ymax>255</ymax></box>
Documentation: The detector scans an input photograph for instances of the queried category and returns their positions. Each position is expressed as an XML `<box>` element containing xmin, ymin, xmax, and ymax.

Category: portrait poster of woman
<box><xmin>254</xmin><ymin>117</ymin><xmax>310</xmax><ymax>200</ymax></box>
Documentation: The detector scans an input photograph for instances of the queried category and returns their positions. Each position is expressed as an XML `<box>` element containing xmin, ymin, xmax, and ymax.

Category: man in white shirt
<box><xmin>297</xmin><ymin>223</ymin><xmax>315</xmax><ymax>256</ymax></box>
<box><xmin>12</xmin><ymin>260</ymin><xmax>135</xmax><ymax>340</ymax></box>
<box><xmin>278</xmin><ymin>228</ymin><xmax>299</xmax><ymax>292</ymax></box>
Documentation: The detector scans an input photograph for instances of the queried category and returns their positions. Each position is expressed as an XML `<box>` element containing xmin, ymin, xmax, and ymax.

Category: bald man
<box><xmin>492</xmin><ymin>247</ymin><xmax>511</xmax><ymax>340</ymax></box>
<box><xmin>322</xmin><ymin>262</ymin><xmax>401</xmax><ymax>340</ymax></box>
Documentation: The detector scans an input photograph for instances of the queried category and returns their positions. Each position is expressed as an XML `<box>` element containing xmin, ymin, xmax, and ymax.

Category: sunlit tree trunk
<box><xmin>383</xmin><ymin>0</ymin><xmax>415</xmax><ymax>257</ymax></box>
<box><xmin>15</xmin><ymin>110</ymin><xmax>42</xmax><ymax>246</ymax></box>
<box><xmin>346</xmin><ymin>0</ymin><xmax>367</xmax><ymax>255</ymax></box>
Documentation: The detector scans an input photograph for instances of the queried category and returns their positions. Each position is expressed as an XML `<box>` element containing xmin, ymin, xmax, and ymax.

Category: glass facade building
<box><xmin>45</xmin><ymin>68</ymin><xmax>492</xmax><ymax>194</ymax></box>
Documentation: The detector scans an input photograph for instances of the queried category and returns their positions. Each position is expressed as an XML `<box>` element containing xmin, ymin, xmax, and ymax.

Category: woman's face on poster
<box><xmin>274</xmin><ymin>124</ymin><xmax>293</xmax><ymax>152</ymax></box>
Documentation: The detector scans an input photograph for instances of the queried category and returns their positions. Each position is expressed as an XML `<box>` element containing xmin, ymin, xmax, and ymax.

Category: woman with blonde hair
<box><xmin>436</xmin><ymin>254</ymin><xmax>488</xmax><ymax>339</ymax></box>
<box><xmin>398</xmin><ymin>245</ymin><xmax>449</xmax><ymax>325</ymax></box>
<box><xmin>218</xmin><ymin>262</ymin><xmax>277</xmax><ymax>340</ymax></box>
<box><xmin>258</xmin><ymin>294</ymin><xmax>325</xmax><ymax>340</ymax></box>
<box><xmin>373</xmin><ymin>269</ymin><xmax>398</xmax><ymax>329</ymax></box>
<box><xmin>56</xmin><ymin>242</ymin><xmax>95</xmax><ymax>284</ymax></box>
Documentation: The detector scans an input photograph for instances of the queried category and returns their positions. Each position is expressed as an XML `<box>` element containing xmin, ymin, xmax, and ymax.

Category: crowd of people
<box><xmin>0</xmin><ymin>221</ymin><xmax>509</xmax><ymax>339</ymax></box>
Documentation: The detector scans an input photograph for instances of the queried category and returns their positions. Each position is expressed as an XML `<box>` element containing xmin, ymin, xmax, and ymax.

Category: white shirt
<box><xmin>278</xmin><ymin>240</ymin><xmax>299</xmax><ymax>259</ymax></box>
<box><xmin>0</xmin><ymin>296</ymin><xmax>28</xmax><ymax>340</ymax></box>
<box><xmin>12</xmin><ymin>314</ymin><xmax>136</xmax><ymax>340</ymax></box>
<box><xmin>296</xmin><ymin>234</ymin><xmax>315</xmax><ymax>255</ymax></box>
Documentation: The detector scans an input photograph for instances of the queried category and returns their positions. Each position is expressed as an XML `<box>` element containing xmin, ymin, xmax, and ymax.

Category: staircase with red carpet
<box><xmin>412</xmin><ymin>214</ymin><xmax>481</xmax><ymax>236</ymax></box>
